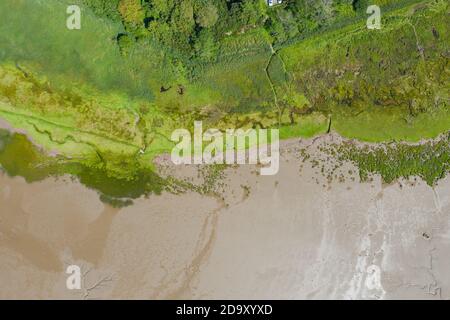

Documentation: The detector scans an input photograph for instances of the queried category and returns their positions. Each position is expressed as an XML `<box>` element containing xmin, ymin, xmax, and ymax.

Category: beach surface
<box><xmin>1</xmin><ymin>135</ymin><xmax>449</xmax><ymax>299</ymax></box>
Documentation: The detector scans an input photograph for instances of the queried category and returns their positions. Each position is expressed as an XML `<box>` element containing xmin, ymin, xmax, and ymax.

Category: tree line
<box><xmin>82</xmin><ymin>0</ymin><xmax>374</xmax><ymax>62</ymax></box>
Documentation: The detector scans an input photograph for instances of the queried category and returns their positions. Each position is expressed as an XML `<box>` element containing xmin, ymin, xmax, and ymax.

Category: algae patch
<box><xmin>0</xmin><ymin>129</ymin><xmax>167</xmax><ymax>206</ymax></box>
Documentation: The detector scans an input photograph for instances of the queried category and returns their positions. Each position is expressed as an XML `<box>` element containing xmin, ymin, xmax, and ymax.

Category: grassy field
<box><xmin>279</xmin><ymin>0</ymin><xmax>450</xmax><ymax>141</ymax></box>
<box><xmin>0</xmin><ymin>0</ymin><xmax>448</xmax><ymax>201</ymax></box>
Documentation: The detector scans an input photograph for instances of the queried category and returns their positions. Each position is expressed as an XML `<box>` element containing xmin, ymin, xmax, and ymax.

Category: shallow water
<box><xmin>0</xmin><ymin>128</ymin><xmax>165</xmax><ymax>204</ymax></box>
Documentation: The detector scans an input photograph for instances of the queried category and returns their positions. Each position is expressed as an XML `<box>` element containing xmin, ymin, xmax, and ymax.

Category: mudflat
<box><xmin>0</xmin><ymin>135</ymin><xmax>449</xmax><ymax>299</ymax></box>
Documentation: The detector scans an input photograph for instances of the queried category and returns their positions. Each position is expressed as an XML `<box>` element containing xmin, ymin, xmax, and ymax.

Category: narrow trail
<box><xmin>264</xmin><ymin>43</ymin><xmax>289</xmax><ymax>128</ymax></box>
<box><xmin>264</xmin><ymin>41</ymin><xmax>298</xmax><ymax>128</ymax></box>
<box><xmin>264</xmin><ymin>45</ymin><xmax>280</xmax><ymax>125</ymax></box>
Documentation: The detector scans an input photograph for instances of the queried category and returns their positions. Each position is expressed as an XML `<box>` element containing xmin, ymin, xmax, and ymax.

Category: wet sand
<box><xmin>0</xmin><ymin>135</ymin><xmax>449</xmax><ymax>299</ymax></box>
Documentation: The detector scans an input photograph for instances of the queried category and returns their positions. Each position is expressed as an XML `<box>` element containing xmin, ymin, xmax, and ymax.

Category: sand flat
<box><xmin>0</xmin><ymin>135</ymin><xmax>449</xmax><ymax>299</ymax></box>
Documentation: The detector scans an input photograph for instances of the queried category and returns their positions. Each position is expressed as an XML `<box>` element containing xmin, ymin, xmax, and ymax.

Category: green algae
<box><xmin>0</xmin><ymin>129</ymin><xmax>167</xmax><ymax>206</ymax></box>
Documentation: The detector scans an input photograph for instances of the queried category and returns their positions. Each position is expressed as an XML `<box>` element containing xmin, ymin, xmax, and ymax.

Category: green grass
<box><xmin>333</xmin><ymin>107</ymin><xmax>450</xmax><ymax>142</ymax></box>
<box><xmin>279</xmin><ymin>113</ymin><xmax>329</xmax><ymax>140</ymax></box>
<box><xmin>279</xmin><ymin>0</ymin><xmax>450</xmax><ymax>141</ymax></box>
<box><xmin>0</xmin><ymin>0</ymin><xmax>176</xmax><ymax>99</ymax></box>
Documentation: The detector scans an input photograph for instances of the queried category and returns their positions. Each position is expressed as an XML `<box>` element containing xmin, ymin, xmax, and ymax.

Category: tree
<box><xmin>118</xmin><ymin>0</ymin><xmax>144</xmax><ymax>26</ymax></box>
<box><xmin>195</xmin><ymin>2</ymin><xmax>218</xmax><ymax>28</ymax></box>
<box><xmin>240</xmin><ymin>0</ymin><xmax>267</xmax><ymax>26</ymax></box>
<box><xmin>82</xmin><ymin>0</ymin><xmax>121</xmax><ymax>20</ymax></box>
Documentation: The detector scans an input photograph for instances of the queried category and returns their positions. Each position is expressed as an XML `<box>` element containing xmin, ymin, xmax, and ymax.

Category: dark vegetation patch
<box><xmin>335</xmin><ymin>134</ymin><xmax>450</xmax><ymax>186</ymax></box>
<box><xmin>303</xmin><ymin>133</ymin><xmax>450</xmax><ymax>186</ymax></box>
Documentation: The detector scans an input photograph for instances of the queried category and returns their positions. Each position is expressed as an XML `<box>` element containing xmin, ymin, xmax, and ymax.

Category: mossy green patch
<box><xmin>333</xmin><ymin>133</ymin><xmax>450</xmax><ymax>186</ymax></box>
